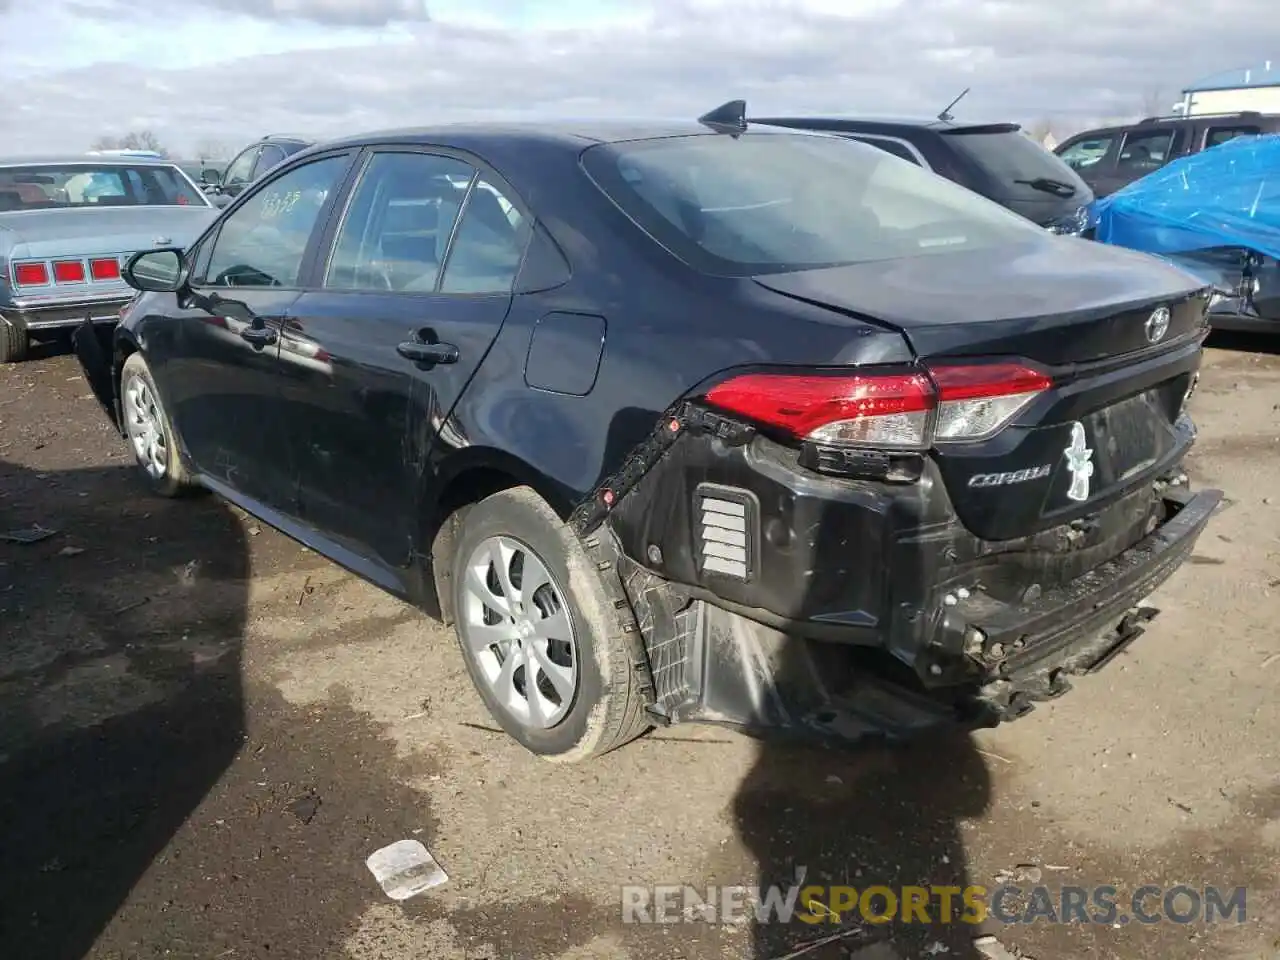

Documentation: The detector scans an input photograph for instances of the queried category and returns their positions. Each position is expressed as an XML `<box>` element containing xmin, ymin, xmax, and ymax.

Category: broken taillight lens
<box><xmin>703</xmin><ymin>362</ymin><xmax>1051</xmax><ymax>449</ymax></box>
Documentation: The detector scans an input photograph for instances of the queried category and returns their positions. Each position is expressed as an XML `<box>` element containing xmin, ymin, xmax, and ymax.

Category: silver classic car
<box><xmin>0</xmin><ymin>155</ymin><xmax>220</xmax><ymax>362</ymax></box>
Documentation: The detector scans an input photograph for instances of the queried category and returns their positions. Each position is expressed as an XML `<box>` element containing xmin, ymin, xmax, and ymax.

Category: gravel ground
<box><xmin>1</xmin><ymin>334</ymin><xmax>1277</xmax><ymax>960</ymax></box>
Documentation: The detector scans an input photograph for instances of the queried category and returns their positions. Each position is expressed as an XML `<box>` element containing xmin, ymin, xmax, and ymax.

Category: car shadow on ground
<box><xmin>733</xmin><ymin>733</ymin><xmax>992</xmax><ymax>958</ymax></box>
<box><xmin>0</xmin><ymin>458</ymin><xmax>248</xmax><ymax>960</ymax></box>
<box><xmin>728</xmin><ymin>491</ymin><xmax>993</xmax><ymax>958</ymax></box>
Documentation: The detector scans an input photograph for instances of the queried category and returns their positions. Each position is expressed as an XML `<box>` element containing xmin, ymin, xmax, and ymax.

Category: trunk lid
<box><xmin>753</xmin><ymin>239</ymin><xmax>1209</xmax><ymax>364</ymax></box>
<box><xmin>754</xmin><ymin>240</ymin><xmax>1211</xmax><ymax>541</ymax></box>
<box><xmin>0</xmin><ymin>206</ymin><xmax>218</xmax><ymax>260</ymax></box>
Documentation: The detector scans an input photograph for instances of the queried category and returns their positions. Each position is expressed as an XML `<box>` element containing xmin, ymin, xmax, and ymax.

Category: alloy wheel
<box><xmin>459</xmin><ymin>536</ymin><xmax>579</xmax><ymax>729</ymax></box>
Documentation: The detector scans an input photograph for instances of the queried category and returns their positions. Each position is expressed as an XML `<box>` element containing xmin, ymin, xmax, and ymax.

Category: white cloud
<box><xmin>2</xmin><ymin>0</ymin><xmax>1278</xmax><ymax>156</ymax></box>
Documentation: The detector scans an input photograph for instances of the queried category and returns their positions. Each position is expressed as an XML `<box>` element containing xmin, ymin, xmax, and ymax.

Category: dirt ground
<box><xmin>1</xmin><ymin>333</ymin><xmax>1277</xmax><ymax>960</ymax></box>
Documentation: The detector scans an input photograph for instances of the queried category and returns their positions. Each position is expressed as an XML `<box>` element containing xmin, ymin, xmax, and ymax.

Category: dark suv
<box><xmin>205</xmin><ymin>134</ymin><xmax>314</xmax><ymax>205</ymax></box>
<box><xmin>753</xmin><ymin>113</ymin><xmax>1093</xmax><ymax>234</ymax></box>
<box><xmin>1054</xmin><ymin>111</ymin><xmax>1280</xmax><ymax>199</ymax></box>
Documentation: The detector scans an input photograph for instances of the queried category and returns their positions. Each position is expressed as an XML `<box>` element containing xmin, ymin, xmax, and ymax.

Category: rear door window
<box><xmin>1204</xmin><ymin>125</ymin><xmax>1260</xmax><ymax>149</ymax></box>
<box><xmin>324</xmin><ymin>151</ymin><xmax>476</xmax><ymax>292</ymax></box>
<box><xmin>1116</xmin><ymin>129</ymin><xmax>1177</xmax><ymax>175</ymax></box>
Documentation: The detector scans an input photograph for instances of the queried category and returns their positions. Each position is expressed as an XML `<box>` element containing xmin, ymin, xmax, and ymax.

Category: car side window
<box><xmin>439</xmin><ymin>178</ymin><xmax>530</xmax><ymax>295</ymax></box>
<box><xmin>324</xmin><ymin>151</ymin><xmax>476</xmax><ymax>292</ymax></box>
<box><xmin>253</xmin><ymin>145</ymin><xmax>288</xmax><ymax>180</ymax></box>
<box><xmin>1057</xmin><ymin>135</ymin><xmax>1115</xmax><ymax>171</ymax></box>
<box><xmin>202</xmin><ymin>155</ymin><xmax>348</xmax><ymax>289</ymax></box>
<box><xmin>1116</xmin><ymin>130</ymin><xmax>1175</xmax><ymax>173</ymax></box>
<box><xmin>1205</xmin><ymin>125</ymin><xmax>1260</xmax><ymax>149</ymax></box>
<box><xmin>223</xmin><ymin>147</ymin><xmax>259</xmax><ymax>188</ymax></box>
<box><xmin>849</xmin><ymin>136</ymin><xmax>922</xmax><ymax>166</ymax></box>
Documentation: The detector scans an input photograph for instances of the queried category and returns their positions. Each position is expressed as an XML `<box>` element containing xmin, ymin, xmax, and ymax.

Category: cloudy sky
<box><xmin>1</xmin><ymin>0</ymin><xmax>1278</xmax><ymax>158</ymax></box>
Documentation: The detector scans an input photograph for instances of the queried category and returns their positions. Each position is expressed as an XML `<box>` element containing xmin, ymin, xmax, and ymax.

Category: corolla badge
<box><xmin>154</xmin><ymin>235</ymin><xmax>171</xmax><ymax>246</ymax></box>
<box><xmin>1145</xmin><ymin>306</ymin><xmax>1170</xmax><ymax>343</ymax></box>
<box><xmin>1064</xmin><ymin>421</ymin><xmax>1094</xmax><ymax>503</ymax></box>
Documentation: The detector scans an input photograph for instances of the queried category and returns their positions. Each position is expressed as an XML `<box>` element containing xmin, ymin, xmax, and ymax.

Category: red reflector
<box><xmin>929</xmin><ymin>363</ymin><xmax>1052</xmax><ymax>401</ymax></box>
<box><xmin>90</xmin><ymin>258</ymin><xmax>121</xmax><ymax>280</ymax></box>
<box><xmin>53</xmin><ymin>260</ymin><xmax>86</xmax><ymax>283</ymax></box>
<box><xmin>14</xmin><ymin>262</ymin><xmax>49</xmax><ymax>286</ymax></box>
<box><xmin>704</xmin><ymin>372</ymin><xmax>933</xmax><ymax>437</ymax></box>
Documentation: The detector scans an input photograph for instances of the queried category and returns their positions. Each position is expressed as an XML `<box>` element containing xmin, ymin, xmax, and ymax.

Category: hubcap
<box><xmin>460</xmin><ymin>536</ymin><xmax>578</xmax><ymax>730</ymax></box>
<box><xmin>122</xmin><ymin>374</ymin><xmax>168</xmax><ymax>480</ymax></box>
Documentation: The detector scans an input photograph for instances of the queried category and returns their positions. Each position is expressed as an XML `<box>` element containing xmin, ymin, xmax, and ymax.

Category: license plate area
<box><xmin>1087</xmin><ymin>389</ymin><xmax>1175</xmax><ymax>486</ymax></box>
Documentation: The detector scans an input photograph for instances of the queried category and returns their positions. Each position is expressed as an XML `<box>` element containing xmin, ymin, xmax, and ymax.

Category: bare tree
<box><xmin>90</xmin><ymin>130</ymin><xmax>169</xmax><ymax>157</ymax></box>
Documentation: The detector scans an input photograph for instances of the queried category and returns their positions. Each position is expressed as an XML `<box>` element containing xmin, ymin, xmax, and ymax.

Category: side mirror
<box><xmin>123</xmin><ymin>248</ymin><xmax>188</xmax><ymax>293</ymax></box>
<box><xmin>201</xmin><ymin>168</ymin><xmax>222</xmax><ymax>185</ymax></box>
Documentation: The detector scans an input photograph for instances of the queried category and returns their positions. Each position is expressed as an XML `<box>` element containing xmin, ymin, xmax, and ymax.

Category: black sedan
<box><xmin>75</xmin><ymin>103</ymin><xmax>1222</xmax><ymax>761</ymax></box>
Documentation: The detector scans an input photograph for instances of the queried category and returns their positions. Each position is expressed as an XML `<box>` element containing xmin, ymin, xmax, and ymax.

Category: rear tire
<box><xmin>450</xmin><ymin>486</ymin><xmax>653</xmax><ymax>762</ymax></box>
<box><xmin>0</xmin><ymin>320</ymin><xmax>29</xmax><ymax>364</ymax></box>
<box><xmin>119</xmin><ymin>352</ymin><xmax>201</xmax><ymax>498</ymax></box>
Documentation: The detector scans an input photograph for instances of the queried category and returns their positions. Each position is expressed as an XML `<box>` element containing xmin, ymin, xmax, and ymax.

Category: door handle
<box><xmin>397</xmin><ymin>340</ymin><xmax>459</xmax><ymax>364</ymax></box>
<box><xmin>240</xmin><ymin>325</ymin><xmax>278</xmax><ymax>347</ymax></box>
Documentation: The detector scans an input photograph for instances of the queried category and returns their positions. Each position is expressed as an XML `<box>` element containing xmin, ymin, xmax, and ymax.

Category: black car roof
<box><xmin>307</xmin><ymin>119</ymin><xmax>837</xmax><ymax>156</ymax></box>
<box><xmin>751</xmin><ymin>115</ymin><xmax>1023</xmax><ymax>136</ymax></box>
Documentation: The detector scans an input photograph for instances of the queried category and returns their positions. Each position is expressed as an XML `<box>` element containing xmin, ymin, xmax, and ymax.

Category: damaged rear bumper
<box><xmin>607</xmin><ymin>485</ymin><xmax>1220</xmax><ymax>743</ymax></box>
<box><xmin>579</xmin><ymin>404</ymin><xmax>1223</xmax><ymax>744</ymax></box>
<box><xmin>957</xmin><ymin>486</ymin><xmax>1221</xmax><ymax>721</ymax></box>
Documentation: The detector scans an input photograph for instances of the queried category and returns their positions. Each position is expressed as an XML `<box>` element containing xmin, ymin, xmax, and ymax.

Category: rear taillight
<box><xmin>90</xmin><ymin>258</ymin><xmax>121</xmax><ymax>280</ymax></box>
<box><xmin>13</xmin><ymin>262</ymin><xmax>49</xmax><ymax>286</ymax></box>
<box><xmin>703</xmin><ymin>362</ymin><xmax>1051</xmax><ymax>449</ymax></box>
<box><xmin>53</xmin><ymin>260</ymin><xmax>86</xmax><ymax>283</ymax></box>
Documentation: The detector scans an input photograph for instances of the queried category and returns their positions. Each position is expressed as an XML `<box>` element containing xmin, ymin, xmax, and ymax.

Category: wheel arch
<box><xmin>424</xmin><ymin>447</ymin><xmax>576</xmax><ymax>627</ymax></box>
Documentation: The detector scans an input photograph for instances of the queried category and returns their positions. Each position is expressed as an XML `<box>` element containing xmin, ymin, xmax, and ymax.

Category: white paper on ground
<box><xmin>366</xmin><ymin>839</ymin><xmax>449</xmax><ymax>901</ymax></box>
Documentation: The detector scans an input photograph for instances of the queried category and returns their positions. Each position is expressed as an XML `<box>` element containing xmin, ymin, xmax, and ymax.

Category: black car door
<box><xmin>277</xmin><ymin>147</ymin><xmax>530</xmax><ymax>582</ymax></box>
<box><xmin>147</xmin><ymin>150</ymin><xmax>355</xmax><ymax>514</ymax></box>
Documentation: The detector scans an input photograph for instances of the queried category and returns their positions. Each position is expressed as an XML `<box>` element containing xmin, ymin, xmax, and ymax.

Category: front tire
<box><xmin>450</xmin><ymin>486</ymin><xmax>653</xmax><ymax>762</ymax></box>
<box><xmin>119</xmin><ymin>352</ymin><xmax>200</xmax><ymax>498</ymax></box>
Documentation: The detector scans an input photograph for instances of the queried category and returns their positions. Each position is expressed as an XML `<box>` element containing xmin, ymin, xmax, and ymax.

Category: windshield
<box><xmin>0</xmin><ymin>164</ymin><xmax>208</xmax><ymax>211</ymax></box>
<box><xmin>581</xmin><ymin>132</ymin><xmax>1047</xmax><ymax>277</ymax></box>
<box><xmin>944</xmin><ymin>129</ymin><xmax>1089</xmax><ymax>201</ymax></box>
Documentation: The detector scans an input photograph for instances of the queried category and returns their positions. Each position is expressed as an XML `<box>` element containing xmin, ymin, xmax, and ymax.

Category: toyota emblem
<box><xmin>1145</xmin><ymin>306</ymin><xmax>1170</xmax><ymax>343</ymax></box>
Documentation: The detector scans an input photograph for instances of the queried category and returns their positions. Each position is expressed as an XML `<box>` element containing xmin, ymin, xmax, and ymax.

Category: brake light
<box><xmin>53</xmin><ymin>260</ymin><xmax>86</xmax><ymax>283</ymax></box>
<box><xmin>930</xmin><ymin>363</ymin><xmax>1052</xmax><ymax>442</ymax></box>
<box><xmin>90</xmin><ymin>258</ymin><xmax>121</xmax><ymax>280</ymax></box>
<box><xmin>13</xmin><ymin>262</ymin><xmax>49</xmax><ymax>286</ymax></box>
<box><xmin>705</xmin><ymin>372</ymin><xmax>934</xmax><ymax>448</ymax></box>
<box><xmin>703</xmin><ymin>362</ymin><xmax>1051</xmax><ymax>449</ymax></box>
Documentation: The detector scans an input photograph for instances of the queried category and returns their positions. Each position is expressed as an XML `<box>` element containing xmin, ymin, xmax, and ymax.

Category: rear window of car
<box><xmin>944</xmin><ymin>129</ymin><xmax>1089</xmax><ymax>201</ymax></box>
<box><xmin>581</xmin><ymin>132</ymin><xmax>1045</xmax><ymax>277</ymax></box>
<box><xmin>0</xmin><ymin>164</ymin><xmax>207</xmax><ymax>211</ymax></box>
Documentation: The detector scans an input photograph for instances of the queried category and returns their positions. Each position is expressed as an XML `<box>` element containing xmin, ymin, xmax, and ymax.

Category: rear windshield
<box><xmin>0</xmin><ymin>164</ymin><xmax>208</xmax><ymax>211</ymax></box>
<box><xmin>944</xmin><ymin>130</ymin><xmax>1089</xmax><ymax>201</ymax></box>
<box><xmin>581</xmin><ymin>132</ymin><xmax>1046</xmax><ymax>276</ymax></box>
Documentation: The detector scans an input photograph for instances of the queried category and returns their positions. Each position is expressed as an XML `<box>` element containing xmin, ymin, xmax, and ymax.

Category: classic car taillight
<box><xmin>13</xmin><ymin>262</ymin><xmax>49</xmax><ymax>286</ymax></box>
<box><xmin>90</xmin><ymin>258</ymin><xmax>121</xmax><ymax>280</ymax></box>
<box><xmin>53</xmin><ymin>260</ymin><xmax>86</xmax><ymax>283</ymax></box>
